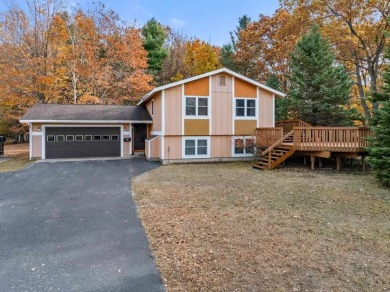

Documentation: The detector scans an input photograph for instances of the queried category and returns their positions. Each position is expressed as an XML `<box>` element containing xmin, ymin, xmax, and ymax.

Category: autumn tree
<box><xmin>220</xmin><ymin>15</ymin><xmax>251</xmax><ymax>71</ymax></box>
<box><xmin>0</xmin><ymin>1</ymin><xmax>152</xmax><ymax>135</ymax></box>
<box><xmin>184</xmin><ymin>39</ymin><xmax>221</xmax><ymax>76</ymax></box>
<box><xmin>288</xmin><ymin>26</ymin><xmax>356</xmax><ymax>126</ymax></box>
<box><xmin>234</xmin><ymin>9</ymin><xmax>311</xmax><ymax>90</ymax></box>
<box><xmin>0</xmin><ymin>0</ymin><xmax>65</xmax><ymax>135</ymax></box>
<box><xmin>159</xmin><ymin>31</ymin><xmax>189</xmax><ymax>84</ymax></box>
<box><xmin>281</xmin><ymin>0</ymin><xmax>390</xmax><ymax>123</ymax></box>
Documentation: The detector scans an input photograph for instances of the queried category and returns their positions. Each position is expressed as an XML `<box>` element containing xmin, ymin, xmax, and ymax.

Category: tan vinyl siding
<box><xmin>211</xmin><ymin>136</ymin><xmax>232</xmax><ymax>158</ymax></box>
<box><xmin>211</xmin><ymin>75</ymin><xmax>233</xmax><ymax>135</ymax></box>
<box><xmin>32</xmin><ymin>123</ymin><xmax>42</xmax><ymax>132</ymax></box>
<box><xmin>258</xmin><ymin>88</ymin><xmax>274</xmax><ymax>127</ymax></box>
<box><xmin>148</xmin><ymin>136</ymin><xmax>160</xmax><ymax>159</ymax></box>
<box><xmin>165</xmin><ymin>86</ymin><xmax>182</xmax><ymax>135</ymax></box>
<box><xmin>184</xmin><ymin>77</ymin><xmax>209</xmax><ymax>96</ymax></box>
<box><xmin>164</xmin><ymin>136</ymin><xmax>182</xmax><ymax>159</ymax></box>
<box><xmin>184</xmin><ymin>119</ymin><xmax>209</xmax><ymax>135</ymax></box>
<box><xmin>32</xmin><ymin>135</ymin><xmax>42</xmax><ymax>158</ymax></box>
<box><xmin>146</xmin><ymin>92</ymin><xmax>162</xmax><ymax>132</ymax></box>
<box><xmin>234</xmin><ymin>120</ymin><xmax>257</xmax><ymax>135</ymax></box>
<box><xmin>234</xmin><ymin>78</ymin><xmax>257</xmax><ymax>98</ymax></box>
<box><xmin>123</xmin><ymin>134</ymin><xmax>131</xmax><ymax>155</ymax></box>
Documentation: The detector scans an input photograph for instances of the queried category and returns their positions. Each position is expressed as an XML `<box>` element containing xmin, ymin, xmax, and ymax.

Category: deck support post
<box><xmin>362</xmin><ymin>155</ymin><xmax>366</xmax><ymax>172</ymax></box>
<box><xmin>336</xmin><ymin>156</ymin><xmax>341</xmax><ymax>172</ymax></box>
<box><xmin>318</xmin><ymin>158</ymin><xmax>323</xmax><ymax>168</ymax></box>
<box><xmin>268</xmin><ymin>151</ymin><xmax>272</xmax><ymax>170</ymax></box>
<box><xmin>310</xmin><ymin>155</ymin><xmax>315</xmax><ymax>171</ymax></box>
<box><xmin>303</xmin><ymin>156</ymin><xmax>307</xmax><ymax>165</ymax></box>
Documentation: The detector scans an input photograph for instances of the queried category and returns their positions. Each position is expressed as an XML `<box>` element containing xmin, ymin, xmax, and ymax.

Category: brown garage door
<box><xmin>45</xmin><ymin>127</ymin><xmax>120</xmax><ymax>159</ymax></box>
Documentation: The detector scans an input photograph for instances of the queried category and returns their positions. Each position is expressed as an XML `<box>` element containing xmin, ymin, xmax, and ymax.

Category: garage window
<box><xmin>75</xmin><ymin>135</ymin><xmax>83</xmax><ymax>141</ymax></box>
<box><xmin>66</xmin><ymin>135</ymin><xmax>74</xmax><ymax>141</ymax></box>
<box><xmin>94</xmin><ymin>135</ymin><xmax>101</xmax><ymax>141</ymax></box>
<box><xmin>111</xmin><ymin>135</ymin><xmax>119</xmax><ymax>141</ymax></box>
<box><xmin>102</xmin><ymin>135</ymin><xmax>110</xmax><ymax>141</ymax></box>
<box><xmin>47</xmin><ymin>135</ymin><xmax>55</xmax><ymax>142</ymax></box>
<box><xmin>57</xmin><ymin>135</ymin><xmax>65</xmax><ymax>142</ymax></box>
<box><xmin>85</xmin><ymin>135</ymin><xmax>92</xmax><ymax>141</ymax></box>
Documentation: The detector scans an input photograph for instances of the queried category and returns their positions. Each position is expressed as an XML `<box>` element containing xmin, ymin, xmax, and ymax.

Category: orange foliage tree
<box><xmin>0</xmin><ymin>1</ymin><xmax>152</xmax><ymax>134</ymax></box>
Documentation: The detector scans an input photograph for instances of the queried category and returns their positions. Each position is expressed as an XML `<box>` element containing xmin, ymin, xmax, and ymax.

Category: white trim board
<box><xmin>20</xmin><ymin>120</ymin><xmax>152</xmax><ymax>124</ymax></box>
<box><xmin>138</xmin><ymin>68</ymin><xmax>286</xmax><ymax>105</ymax></box>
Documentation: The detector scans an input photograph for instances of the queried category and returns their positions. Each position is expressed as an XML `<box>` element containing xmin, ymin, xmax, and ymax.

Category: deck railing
<box><xmin>256</xmin><ymin>127</ymin><xmax>283</xmax><ymax>147</ymax></box>
<box><xmin>293</xmin><ymin>127</ymin><xmax>371</xmax><ymax>152</ymax></box>
<box><xmin>275</xmin><ymin>119</ymin><xmax>311</xmax><ymax>134</ymax></box>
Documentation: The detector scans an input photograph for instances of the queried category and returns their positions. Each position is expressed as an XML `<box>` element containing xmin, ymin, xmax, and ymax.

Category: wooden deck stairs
<box><xmin>254</xmin><ymin>119</ymin><xmax>372</xmax><ymax>171</ymax></box>
<box><xmin>253</xmin><ymin>130</ymin><xmax>295</xmax><ymax>170</ymax></box>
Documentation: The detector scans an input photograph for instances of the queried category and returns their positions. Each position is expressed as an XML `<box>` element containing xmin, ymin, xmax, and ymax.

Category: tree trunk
<box><xmin>355</xmin><ymin>62</ymin><xmax>371</xmax><ymax>123</ymax></box>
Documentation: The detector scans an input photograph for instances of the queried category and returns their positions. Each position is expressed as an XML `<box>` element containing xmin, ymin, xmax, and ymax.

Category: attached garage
<box><xmin>20</xmin><ymin>104</ymin><xmax>152</xmax><ymax>160</ymax></box>
<box><xmin>45</xmin><ymin>127</ymin><xmax>121</xmax><ymax>159</ymax></box>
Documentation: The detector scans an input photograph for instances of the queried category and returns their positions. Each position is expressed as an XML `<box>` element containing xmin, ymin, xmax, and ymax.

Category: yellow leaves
<box><xmin>78</xmin><ymin>94</ymin><xmax>101</xmax><ymax>105</ymax></box>
<box><xmin>184</xmin><ymin>39</ymin><xmax>221</xmax><ymax>76</ymax></box>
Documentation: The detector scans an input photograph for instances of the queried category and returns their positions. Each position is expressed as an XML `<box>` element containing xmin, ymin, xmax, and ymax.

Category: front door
<box><xmin>133</xmin><ymin>124</ymin><xmax>147</xmax><ymax>151</ymax></box>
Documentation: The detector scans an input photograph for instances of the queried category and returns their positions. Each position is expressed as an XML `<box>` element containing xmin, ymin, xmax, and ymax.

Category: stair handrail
<box><xmin>260</xmin><ymin>130</ymin><xmax>294</xmax><ymax>157</ymax></box>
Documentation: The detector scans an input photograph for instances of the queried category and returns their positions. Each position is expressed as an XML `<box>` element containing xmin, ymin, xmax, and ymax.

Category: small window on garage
<box><xmin>47</xmin><ymin>135</ymin><xmax>55</xmax><ymax>142</ymax></box>
<box><xmin>111</xmin><ymin>135</ymin><xmax>119</xmax><ymax>141</ymax></box>
<box><xmin>102</xmin><ymin>135</ymin><xmax>110</xmax><ymax>141</ymax></box>
<box><xmin>66</xmin><ymin>135</ymin><xmax>74</xmax><ymax>141</ymax></box>
<box><xmin>57</xmin><ymin>135</ymin><xmax>65</xmax><ymax>142</ymax></box>
<box><xmin>94</xmin><ymin>135</ymin><xmax>101</xmax><ymax>141</ymax></box>
<box><xmin>75</xmin><ymin>135</ymin><xmax>83</xmax><ymax>141</ymax></box>
<box><xmin>85</xmin><ymin>135</ymin><xmax>92</xmax><ymax>141</ymax></box>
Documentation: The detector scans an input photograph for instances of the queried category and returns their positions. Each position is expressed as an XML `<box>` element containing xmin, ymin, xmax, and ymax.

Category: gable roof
<box><xmin>20</xmin><ymin>104</ymin><xmax>152</xmax><ymax>123</ymax></box>
<box><xmin>138</xmin><ymin>68</ymin><xmax>286</xmax><ymax>105</ymax></box>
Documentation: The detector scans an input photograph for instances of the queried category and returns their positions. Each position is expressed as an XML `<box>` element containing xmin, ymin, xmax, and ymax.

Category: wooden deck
<box><xmin>254</xmin><ymin>120</ymin><xmax>371</xmax><ymax>171</ymax></box>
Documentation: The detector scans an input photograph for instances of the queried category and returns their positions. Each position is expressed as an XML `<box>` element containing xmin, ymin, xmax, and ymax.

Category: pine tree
<box><xmin>266</xmin><ymin>74</ymin><xmax>288</xmax><ymax>121</ymax></box>
<box><xmin>288</xmin><ymin>25</ymin><xmax>356</xmax><ymax>126</ymax></box>
<box><xmin>367</xmin><ymin>46</ymin><xmax>390</xmax><ymax>187</ymax></box>
<box><xmin>142</xmin><ymin>18</ymin><xmax>168</xmax><ymax>79</ymax></box>
<box><xmin>219</xmin><ymin>44</ymin><xmax>236</xmax><ymax>70</ymax></box>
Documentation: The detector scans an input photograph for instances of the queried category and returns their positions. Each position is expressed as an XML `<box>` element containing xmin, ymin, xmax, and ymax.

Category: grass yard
<box><xmin>0</xmin><ymin>143</ymin><xmax>33</xmax><ymax>173</ymax></box>
<box><xmin>132</xmin><ymin>163</ymin><xmax>390</xmax><ymax>292</ymax></box>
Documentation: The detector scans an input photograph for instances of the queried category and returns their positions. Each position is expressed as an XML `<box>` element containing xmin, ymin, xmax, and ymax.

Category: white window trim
<box><xmin>183</xmin><ymin>95</ymin><xmax>211</xmax><ymax>119</ymax></box>
<box><xmin>182</xmin><ymin>136</ymin><xmax>211</xmax><ymax>159</ymax></box>
<box><xmin>232</xmin><ymin>136</ymin><xmax>256</xmax><ymax>157</ymax></box>
<box><xmin>234</xmin><ymin>97</ymin><xmax>258</xmax><ymax>120</ymax></box>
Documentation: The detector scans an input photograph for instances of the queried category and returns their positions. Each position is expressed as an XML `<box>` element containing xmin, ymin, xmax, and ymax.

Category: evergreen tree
<box><xmin>288</xmin><ymin>25</ymin><xmax>355</xmax><ymax>126</ymax></box>
<box><xmin>367</xmin><ymin>46</ymin><xmax>390</xmax><ymax>187</ymax></box>
<box><xmin>219</xmin><ymin>44</ymin><xmax>236</xmax><ymax>70</ymax></box>
<box><xmin>142</xmin><ymin>18</ymin><xmax>168</xmax><ymax>79</ymax></box>
<box><xmin>266</xmin><ymin>74</ymin><xmax>289</xmax><ymax>121</ymax></box>
<box><xmin>230</xmin><ymin>15</ymin><xmax>251</xmax><ymax>50</ymax></box>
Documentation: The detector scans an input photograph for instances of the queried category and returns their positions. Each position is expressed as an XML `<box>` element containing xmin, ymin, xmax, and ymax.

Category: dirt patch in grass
<box><xmin>0</xmin><ymin>143</ymin><xmax>33</xmax><ymax>173</ymax></box>
<box><xmin>132</xmin><ymin>163</ymin><xmax>390</xmax><ymax>291</ymax></box>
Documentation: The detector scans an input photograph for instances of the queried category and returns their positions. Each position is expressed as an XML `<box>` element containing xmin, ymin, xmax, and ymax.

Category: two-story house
<box><xmin>141</xmin><ymin>68</ymin><xmax>285</xmax><ymax>163</ymax></box>
<box><xmin>20</xmin><ymin>68</ymin><xmax>285</xmax><ymax>161</ymax></box>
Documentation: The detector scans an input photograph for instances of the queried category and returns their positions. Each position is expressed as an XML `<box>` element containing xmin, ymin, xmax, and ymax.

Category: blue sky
<box><xmin>2</xmin><ymin>0</ymin><xmax>280</xmax><ymax>46</ymax></box>
<box><xmin>70</xmin><ymin>0</ymin><xmax>281</xmax><ymax>46</ymax></box>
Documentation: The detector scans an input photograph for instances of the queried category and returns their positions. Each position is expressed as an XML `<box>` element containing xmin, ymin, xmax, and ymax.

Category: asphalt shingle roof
<box><xmin>20</xmin><ymin>104</ymin><xmax>152</xmax><ymax>122</ymax></box>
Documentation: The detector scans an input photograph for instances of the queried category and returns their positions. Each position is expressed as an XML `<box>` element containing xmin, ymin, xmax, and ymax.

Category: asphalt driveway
<box><xmin>0</xmin><ymin>159</ymin><xmax>164</xmax><ymax>292</ymax></box>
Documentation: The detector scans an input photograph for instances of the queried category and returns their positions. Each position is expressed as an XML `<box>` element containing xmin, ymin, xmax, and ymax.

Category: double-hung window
<box><xmin>186</xmin><ymin>97</ymin><xmax>208</xmax><ymax>117</ymax></box>
<box><xmin>234</xmin><ymin>137</ymin><xmax>255</xmax><ymax>156</ymax></box>
<box><xmin>184</xmin><ymin>137</ymin><xmax>209</xmax><ymax>158</ymax></box>
<box><xmin>235</xmin><ymin>99</ymin><xmax>256</xmax><ymax>118</ymax></box>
